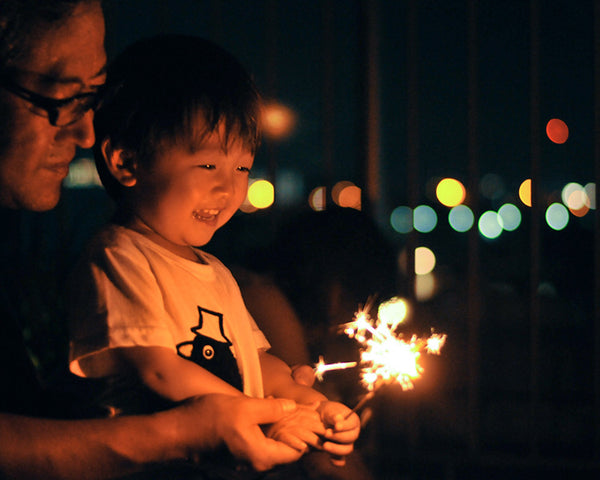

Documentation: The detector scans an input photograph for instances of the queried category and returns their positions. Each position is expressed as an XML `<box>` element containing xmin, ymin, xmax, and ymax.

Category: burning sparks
<box><xmin>315</xmin><ymin>296</ymin><xmax>447</xmax><ymax>394</ymax></box>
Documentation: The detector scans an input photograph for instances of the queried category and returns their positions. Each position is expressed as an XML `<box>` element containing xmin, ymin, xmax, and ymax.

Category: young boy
<box><xmin>67</xmin><ymin>34</ymin><xmax>360</xmax><ymax>471</ymax></box>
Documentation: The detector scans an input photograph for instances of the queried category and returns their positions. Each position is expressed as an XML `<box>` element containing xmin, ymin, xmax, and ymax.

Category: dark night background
<box><xmin>6</xmin><ymin>1</ymin><xmax>600</xmax><ymax>478</ymax></box>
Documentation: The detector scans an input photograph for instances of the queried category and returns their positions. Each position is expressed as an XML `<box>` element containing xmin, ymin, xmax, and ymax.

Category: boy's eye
<box><xmin>198</xmin><ymin>164</ymin><xmax>216</xmax><ymax>170</ymax></box>
<box><xmin>237</xmin><ymin>166</ymin><xmax>252</xmax><ymax>174</ymax></box>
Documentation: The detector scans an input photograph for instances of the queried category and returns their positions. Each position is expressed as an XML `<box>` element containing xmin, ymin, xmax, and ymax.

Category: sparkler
<box><xmin>313</xmin><ymin>356</ymin><xmax>358</xmax><ymax>382</ymax></box>
<box><xmin>315</xmin><ymin>296</ymin><xmax>447</xmax><ymax>415</ymax></box>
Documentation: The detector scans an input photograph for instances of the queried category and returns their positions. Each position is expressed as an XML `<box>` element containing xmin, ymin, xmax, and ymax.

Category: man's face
<box><xmin>0</xmin><ymin>1</ymin><xmax>106</xmax><ymax>211</ymax></box>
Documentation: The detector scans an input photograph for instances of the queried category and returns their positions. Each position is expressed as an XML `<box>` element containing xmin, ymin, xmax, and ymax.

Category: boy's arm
<box><xmin>260</xmin><ymin>351</ymin><xmax>327</xmax><ymax>404</ymax></box>
<box><xmin>0</xmin><ymin>394</ymin><xmax>301</xmax><ymax>480</ymax></box>
<box><xmin>110</xmin><ymin>345</ymin><xmax>242</xmax><ymax>401</ymax></box>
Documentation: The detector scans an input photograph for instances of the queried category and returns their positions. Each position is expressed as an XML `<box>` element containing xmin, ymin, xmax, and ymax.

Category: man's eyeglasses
<box><xmin>0</xmin><ymin>76</ymin><xmax>103</xmax><ymax>127</ymax></box>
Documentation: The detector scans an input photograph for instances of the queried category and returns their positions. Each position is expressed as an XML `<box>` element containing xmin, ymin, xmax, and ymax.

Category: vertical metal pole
<box><xmin>466</xmin><ymin>0</ymin><xmax>481</xmax><ymax>456</ymax></box>
<box><xmin>593</xmin><ymin>0</ymin><xmax>600</xmax><ymax>459</ymax></box>
<box><xmin>406</xmin><ymin>0</ymin><xmax>418</xmax><ymax>301</ymax></box>
<box><xmin>321</xmin><ymin>0</ymin><xmax>335</xmax><ymax>185</ymax></box>
<box><xmin>529</xmin><ymin>0</ymin><xmax>542</xmax><ymax>458</ymax></box>
<box><xmin>359</xmin><ymin>0</ymin><xmax>381</xmax><ymax>216</ymax></box>
<box><xmin>265</xmin><ymin>0</ymin><xmax>279</xmax><ymax>189</ymax></box>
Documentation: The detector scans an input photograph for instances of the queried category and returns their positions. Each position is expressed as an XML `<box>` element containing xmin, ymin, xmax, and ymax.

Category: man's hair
<box><xmin>0</xmin><ymin>0</ymin><xmax>100</xmax><ymax>69</ymax></box>
<box><xmin>94</xmin><ymin>34</ymin><xmax>262</xmax><ymax>202</ymax></box>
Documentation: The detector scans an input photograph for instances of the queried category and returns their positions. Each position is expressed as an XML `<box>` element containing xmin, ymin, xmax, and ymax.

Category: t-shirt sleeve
<box><xmin>69</xmin><ymin>237</ymin><xmax>174</xmax><ymax>377</ymax></box>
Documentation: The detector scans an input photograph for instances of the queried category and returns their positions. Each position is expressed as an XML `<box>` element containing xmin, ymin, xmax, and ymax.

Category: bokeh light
<box><xmin>497</xmin><ymin>203</ymin><xmax>522</xmax><ymax>231</ymax></box>
<box><xmin>415</xmin><ymin>273</ymin><xmax>436</xmax><ymax>302</ymax></box>
<box><xmin>546</xmin><ymin>118</ymin><xmax>569</xmax><ymax>144</ymax></box>
<box><xmin>585</xmin><ymin>183</ymin><xmax>596</xmax><ymax>209</ymax></box>
<box><xmin>332</xmin><ymin>181</ymin><xmax>355</xmax><ymax>205</ymax></box>
<box><xmin>415</xmin><ymin>246</ymin><xmax>436</xmax><ymax>275</ymax></box>
<box><xmin>436</xmin><ymin>178</ymin><xmax>466</xmax><ymax>207</ymax></box>
<box><xmin>64</xmin><ymin>157</ymin><xmax>102</xmax><ymax>188</ymax></box>
<box><xmin>413</xmin><ymin>205</ymin><xmax>437</xmax><ymax>233</ymax></box>
<box><xmin>519</xmin><ymin>179</ymin><xmax>532</xmax><ymax>207</ymax></box>
<box><xmin>378</xmin><ymin>297</ymin><xmax>408</xmax><ymax>326</ymax></box>
<box><xmin>478</xmin><ymin>211</ymin><xmax>503</xmax><ymax>239</ymax></box>
<box><xmin>390</xmin><ymin>206</ymin><xmax>413</xmax><ymax>234</ymax></box>
<box><xmin>480</xmin><ymin>173</ymin><xmax>506</xmax><ymax>201</ymax></box>
<box><xmin>247</xmin><ymin>179</ymin><xmax>274</xmax><ymax>209</ymax></box>
<box><xmin>448</xmin><ymin>205</ymin><xmax>474</xmax><ymax>232</ymax></box>
<box><xmin>309</xmin><ymin>186</ymin><xmax>326</xmax><ymax>211</ymax></box>
<box><xmin>545</xmin><ymin>202</ymin><xmax>569</xmax><ymax>230</ymax></box>
<box><xmin>337</xmin><ymin>184</ymin><xmax>362</xmax><ymax>210</ymax></box>
<box><xmin>261</xmin><ymin>102</ymin><xmax>297</xmax><ymax>139</ymax></box>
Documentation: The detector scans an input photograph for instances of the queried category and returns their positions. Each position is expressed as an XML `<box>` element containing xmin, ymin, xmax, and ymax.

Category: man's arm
<box><xmin>0</xmin><ymin>394</ymin><xmax>301</xmax><ymax>480</ymax></box>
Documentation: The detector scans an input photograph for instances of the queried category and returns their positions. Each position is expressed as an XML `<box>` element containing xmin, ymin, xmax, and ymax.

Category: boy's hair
<box><xmin>94</xmin><ymin>34</ymin><xmax>262</xmax><ymax>201</ymax></box>
<box><xmin>0</xmin><ymin>0</ymin><xmax>101</xmax><ymax>70</ymax></box>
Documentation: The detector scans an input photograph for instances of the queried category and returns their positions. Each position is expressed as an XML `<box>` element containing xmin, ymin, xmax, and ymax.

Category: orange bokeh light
<box><xmin>338</xmin><ymin>185</ymin><xmax>362</xmax><ymax>210</ymax></box>
<box><xmin>546</xmin><ymin>118</ymin><xmax>569</xmax><ymax>144</ymax></box>
<box><xmin>261</xmin><ymin>102</ymin><xmax>296</xmax><ymax>139</ymax></box>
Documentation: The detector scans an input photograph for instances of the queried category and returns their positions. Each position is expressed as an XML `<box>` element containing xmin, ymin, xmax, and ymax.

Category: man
<box><xmin>0</xmin><ymin>1</ymin><xmax>305</xmax><ymax>478</ymax></box>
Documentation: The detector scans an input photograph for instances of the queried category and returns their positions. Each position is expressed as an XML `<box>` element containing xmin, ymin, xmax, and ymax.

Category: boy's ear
<box><xmin>100</xmin><ymin>138</ymin><xmax>137</xmax><ymax>187</ymax></box>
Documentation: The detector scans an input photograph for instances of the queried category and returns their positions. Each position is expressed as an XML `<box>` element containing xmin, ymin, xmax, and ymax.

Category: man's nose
<box><xmin>60</xmin><ymin>109</ymin><xmax>96</xmax><ymax>149</ymax></box>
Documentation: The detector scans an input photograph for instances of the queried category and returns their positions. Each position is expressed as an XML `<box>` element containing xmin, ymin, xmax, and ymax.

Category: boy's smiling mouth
<box><xmin>192</xmin><ymin>209</ymin><xmax>220</xmax><ymax>221</ymax></box>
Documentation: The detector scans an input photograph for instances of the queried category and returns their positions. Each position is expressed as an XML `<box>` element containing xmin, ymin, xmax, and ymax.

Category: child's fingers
<box><xmin>320</xmin><ymin>439</ymin><xmax>355</xmax><ymax>457</ymax></box>
<box><xmin>329</xmin><ymin>455</ymin><xmax>346</xmax><ymax>467</ymax></box>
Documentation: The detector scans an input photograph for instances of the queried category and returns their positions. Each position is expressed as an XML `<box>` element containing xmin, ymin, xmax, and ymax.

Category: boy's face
<box><xmin>130</xmin><ymin>127</ymin><xmax>254</xmax><ymax>255</ymax></box>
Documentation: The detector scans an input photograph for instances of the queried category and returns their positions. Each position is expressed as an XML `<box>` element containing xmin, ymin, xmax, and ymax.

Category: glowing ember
<box><xmin>324</xmin><ymin>297</ymin><xmax>447</xmax><ymax>393</ymax></box>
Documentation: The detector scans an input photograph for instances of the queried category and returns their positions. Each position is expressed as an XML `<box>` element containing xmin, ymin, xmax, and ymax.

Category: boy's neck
<box><xmin>126</xmin><ymin>215</ymin><xmax>206</xmax><ymax>264</ymax></box>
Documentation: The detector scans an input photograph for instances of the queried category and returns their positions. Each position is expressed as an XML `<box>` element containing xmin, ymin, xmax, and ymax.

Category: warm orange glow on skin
<box><xmin>546</xmin><ymin>118</ymin><xmax>569</xmax><ymax>144</ymax></box>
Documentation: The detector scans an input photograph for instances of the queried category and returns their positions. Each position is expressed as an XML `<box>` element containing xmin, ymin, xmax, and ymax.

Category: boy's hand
<box><xmin>264</xmin><ymin>402</ymin><xmax>325</xmax><ymax>453</ymax></box>
<box><xmin>315</xmin><ymin>401</ymin><xmax>361</xmax><ymax>466</ymax></box>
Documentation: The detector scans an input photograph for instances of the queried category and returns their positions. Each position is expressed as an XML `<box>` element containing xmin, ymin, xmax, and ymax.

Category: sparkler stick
<box><xmin>313</xmin><ymin>356</ymin><xmax>358</xmax><ymax>382</ymax></box>
<box><xmin>344</xmin><ymin>391</ymin><xmax>375</xmax><ymax>419</ymax></box>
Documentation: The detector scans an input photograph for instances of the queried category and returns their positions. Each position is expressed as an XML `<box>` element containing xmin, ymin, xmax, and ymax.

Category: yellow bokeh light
<box><xmin>247</xmin><ymin>179</ymin><xmax>274</xmax><ymax>209</ymax></box>
<box><xmin>436</xmin><ymin>178</ymin><xmax>466</xmax><ymax>207</ymax></box>
<box><xmin>261</xmin><ymin>102</ymin><xmax>297</xmax><ymax>140</ymax></box>
<box><xmin>519</xmin><ymin>179</ymin><xmax>532</xmax><ymax>207</ymax></box>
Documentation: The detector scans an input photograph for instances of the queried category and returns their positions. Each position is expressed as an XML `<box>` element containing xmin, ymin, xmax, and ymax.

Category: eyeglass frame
<box><xmin>0</xmin><ymin>75</ymin><xmax>103</xmax><ymax>127</ymax></box>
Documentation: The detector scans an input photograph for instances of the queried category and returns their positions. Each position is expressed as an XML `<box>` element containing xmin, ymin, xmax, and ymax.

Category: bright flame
<box><xmin>337</xmin><ymin>301</ymin><xmax>447</xmax><ymax>392</ymax></box>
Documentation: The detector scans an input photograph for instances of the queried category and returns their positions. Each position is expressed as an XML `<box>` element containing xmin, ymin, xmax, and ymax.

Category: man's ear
<box><xmin>100</xmin><ymin>138</ymin><xmax>137</xmax><ymax>187</ymax></box>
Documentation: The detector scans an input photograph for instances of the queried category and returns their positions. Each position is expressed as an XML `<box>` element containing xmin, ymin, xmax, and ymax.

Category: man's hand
<box><xmin>182</xmin><ymin>394</ymin><xmax>304</xmax><ymax>472</ymax></box>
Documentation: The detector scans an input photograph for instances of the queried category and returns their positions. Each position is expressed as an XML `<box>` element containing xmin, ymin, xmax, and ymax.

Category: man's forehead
<box><xmin>14</xmin><ymin>2</ymin><xmax>106</xmax><ymax>87</ymax></box>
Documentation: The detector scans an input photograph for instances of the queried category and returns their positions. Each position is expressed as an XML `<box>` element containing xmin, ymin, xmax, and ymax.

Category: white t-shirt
<box><xmin>69</xmin><ymin>224</ymin><xmax>268</xmax><ymax>398</ymax></box>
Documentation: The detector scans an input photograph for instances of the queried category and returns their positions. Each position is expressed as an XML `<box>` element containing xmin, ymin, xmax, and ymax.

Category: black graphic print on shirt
<box><xmin>176</xmin><ymin>306</ymin><xmax>243</xmax><ymax>391</ymax></box>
